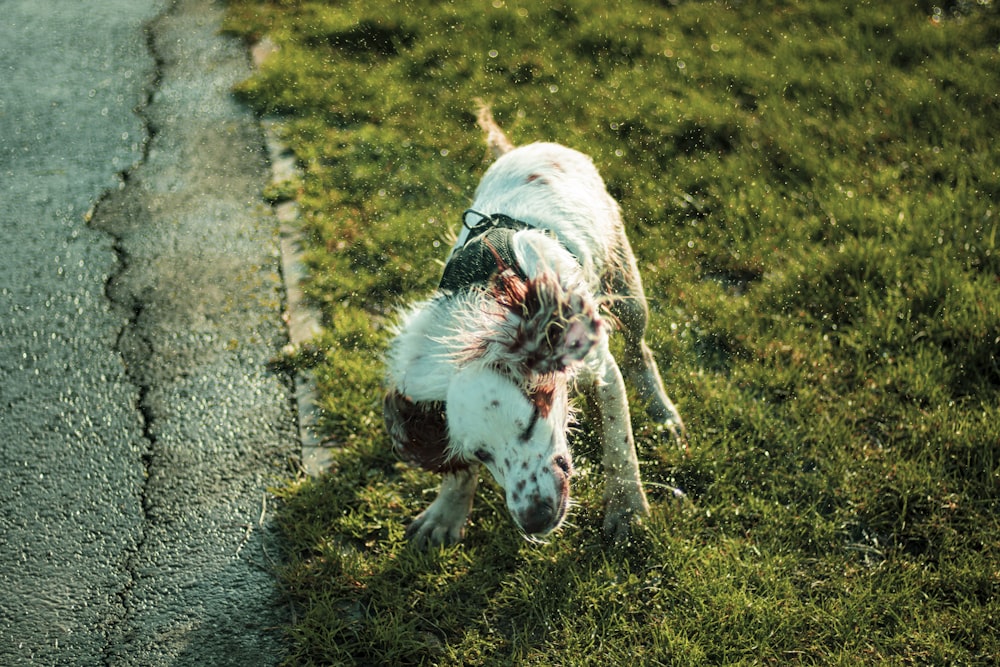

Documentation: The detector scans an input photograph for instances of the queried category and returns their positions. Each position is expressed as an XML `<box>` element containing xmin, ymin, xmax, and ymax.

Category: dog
<box><xmin>383</xmin><ymin>106</ymin><xmax>684</xmax><ymax>548</ymax></box>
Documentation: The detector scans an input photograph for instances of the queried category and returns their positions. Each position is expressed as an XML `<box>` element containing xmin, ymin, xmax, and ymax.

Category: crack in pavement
<box><xmin>1</xmin><ymin>0</ymin><xmax>298</xmax><ymax>661</ymax></box>
<box><xmin>86</xmin><ymin>9</ymin><xmax>171</xmax><ymax>663</ymax></box>
<box><xmin>85</xmin><ymin>0</ymin><xmax>298</xmax><ymax>663</ymax></box>
<box><xmin>0</xmin><ymin>1</ymin><xmax>169</xmax><ymax>663</ymax></box>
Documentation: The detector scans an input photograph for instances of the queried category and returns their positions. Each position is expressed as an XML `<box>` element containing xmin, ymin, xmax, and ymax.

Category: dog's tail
<box><xmin>475</xmin><ymin>101</ymin><xmax>514</xmax><ymax>158</ymax></box>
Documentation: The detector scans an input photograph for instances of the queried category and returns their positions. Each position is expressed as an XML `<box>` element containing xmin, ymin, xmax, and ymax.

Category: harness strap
<box><xmin>438</xmin><ymin>210</ymin><xmax>534</xmax><ymax>292</ymax></box>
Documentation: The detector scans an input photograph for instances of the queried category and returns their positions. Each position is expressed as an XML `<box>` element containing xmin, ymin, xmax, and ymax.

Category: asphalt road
<box><xmin>1</xmin><ymin>1</ymin><xmax>299</xmax><ymax>664</ymax></box>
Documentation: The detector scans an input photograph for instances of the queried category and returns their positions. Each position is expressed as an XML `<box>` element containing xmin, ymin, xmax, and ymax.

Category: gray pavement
<box><xmin>1</xmin><ymin>1</ymin><xmax>299</xmax><ymax>664</ymax></box>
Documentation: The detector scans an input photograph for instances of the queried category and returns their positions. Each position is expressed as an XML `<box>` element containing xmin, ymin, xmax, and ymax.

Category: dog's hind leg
<box><xmin>605</xmin><ymin>228</ymin><xmax>686</xmax><ymax>443</ymax></box>
<box><xmin>405</xmin><ymin>467</ymin><xmax>479</xmax><ymax>549</ymax></box>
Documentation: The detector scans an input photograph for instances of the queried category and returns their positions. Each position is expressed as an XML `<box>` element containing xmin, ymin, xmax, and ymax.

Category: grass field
<box><xmin>223</xmin><ymin>1</ymin><xmax>1000</xmax><ymax>664</ymax></box>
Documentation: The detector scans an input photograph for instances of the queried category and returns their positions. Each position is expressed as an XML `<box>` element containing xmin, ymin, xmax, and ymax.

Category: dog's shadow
<box><xmin>360</xmin><ymin>477</ymin><xmax>607</xmax><ymax>662</ymax></box>
<box><xmin>289</xmin><ymin>408</ymin><xmax>688</xmax><ymax>663</ymax></box>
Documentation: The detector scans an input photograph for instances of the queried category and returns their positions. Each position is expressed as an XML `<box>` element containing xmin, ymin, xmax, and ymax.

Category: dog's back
<box><xmin>466</xmin><ymin>109</ymin><xmax>620</xmax><ymax>284</ymax></box>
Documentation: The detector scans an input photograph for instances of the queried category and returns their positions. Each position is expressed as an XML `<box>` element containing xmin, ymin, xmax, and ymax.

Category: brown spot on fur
<box><xmin>490</xmin><ymin>268</ymin><xmax>530</xmax><ymax>311</ymax></box>
<box><xmin>529</xmin><ymin>385</ymin><xmax>554</xmax><ymax>418</ymax></box>
<box><xmin>488</xmin><ymin>269</ymin><xmax>600</xmax><ymax>376</ymax></box>
<box><xmin>383</xmin><ymin>390</ymin><xmax>468</xmax><ymax>473</ymax></box>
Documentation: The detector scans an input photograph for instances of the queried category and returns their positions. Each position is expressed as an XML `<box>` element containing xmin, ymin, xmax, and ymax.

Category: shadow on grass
<box><xmin>276</xmin><ymin>423</ymin><xmax>693</xmax><ymax>665</ymax></box>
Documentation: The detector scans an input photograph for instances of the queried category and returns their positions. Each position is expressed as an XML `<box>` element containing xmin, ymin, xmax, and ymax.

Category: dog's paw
<box><xmin>602</xmin><ymin>489</ymin><xmax>651</xmax><ymax>544</ymax></box>
<box><xmin>640</xmin><ymin>393</ymin><xmax>688</xmax><ymax>449</ymax></box>
<box><xmin>653</xmin><ymin>417</ymin><xmax>688</xmax><ymax>450</ymax></box>
<box><xmin>405</xmin><ymin>506</ymin><xmax>469</xmax><ymax>549</ymax></box>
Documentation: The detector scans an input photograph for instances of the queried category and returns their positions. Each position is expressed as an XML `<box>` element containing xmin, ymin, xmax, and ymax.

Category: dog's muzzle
<box><xmin>517</xmin><ymin>499</ymin><xmax>562</xmax><ymax>536</ymax></box>
<box><xmin>510</xmin><ymin>456</ymin><xmax>571</xmax><ymax>536</ymax></box>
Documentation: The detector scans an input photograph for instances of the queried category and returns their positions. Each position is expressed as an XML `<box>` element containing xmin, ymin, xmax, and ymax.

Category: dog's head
<box><xmin>446</xmin><ymin>366</ymin><xmax>573</xmax><ymax>536</ymax></box>
<box><xmin>444</xmin><ymin>268</ymin><xmax>604</xmax><ymax>536</ymax></box>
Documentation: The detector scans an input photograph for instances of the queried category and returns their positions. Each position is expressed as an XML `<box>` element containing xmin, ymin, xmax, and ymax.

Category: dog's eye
<box><xmin>554</xmin><ymin>455</ymin><xmax>572</xmax><ymax>476</ymax></box>
<box><xmin>474</xmin><ymin>449</ymin><xmax>494</xmax><ymax>464</ymax></box>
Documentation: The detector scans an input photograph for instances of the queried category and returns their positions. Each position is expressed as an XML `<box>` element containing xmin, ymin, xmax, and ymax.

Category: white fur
<box><xmin>385</xmin><ymin>126</ymin><xmax>685</xmax><ymax>548</ymax></box>
<box><xmin>454</xmin><ymin>143</ymin><xmax>617</xmax><ymax>283</ymax></box>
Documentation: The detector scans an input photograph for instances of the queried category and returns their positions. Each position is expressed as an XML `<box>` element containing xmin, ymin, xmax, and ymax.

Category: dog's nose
<box><xmin>517</xmin><ymin>497</ymin><xmax>557</xmax><ymax>535</ymax></box>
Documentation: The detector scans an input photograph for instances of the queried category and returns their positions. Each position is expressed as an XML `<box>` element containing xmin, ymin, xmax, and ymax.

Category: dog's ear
<box><xmin>488</xmin><ymin>269</ymin><xmax>602</xmax><ymax>376</ymax></box>
<box><xmin>383</xmin><ymin>389</ymin><xmax>469</xmax><ymax>473</ymax></box>
<box><xmin>527</xmin><ymin>373</ymin><xmax>567</xmax><ymax>418</ymax></box>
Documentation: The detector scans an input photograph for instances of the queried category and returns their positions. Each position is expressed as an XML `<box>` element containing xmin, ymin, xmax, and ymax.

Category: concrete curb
<box><xmin>252</xmin><ymin>39</ymin><xmax>333</xmax><ymax>477</ymax></box>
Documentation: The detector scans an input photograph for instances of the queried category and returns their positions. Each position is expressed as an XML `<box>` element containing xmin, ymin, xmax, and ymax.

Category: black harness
<box><xmin>438</xmin><ymin>210</ymin><xmax>536</xmax><ymax>292</ymax></box>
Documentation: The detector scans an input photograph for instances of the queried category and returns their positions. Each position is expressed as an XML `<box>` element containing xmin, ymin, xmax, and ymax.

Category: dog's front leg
<box><xmin>406</xmin><ymin>466</ymin><xmax>479</xmax><ymax>548</ymax></box>
<box><xmin>587</xmin><ymin>355</ymin><xmax>651</xmax><ymax>542</ymax></box>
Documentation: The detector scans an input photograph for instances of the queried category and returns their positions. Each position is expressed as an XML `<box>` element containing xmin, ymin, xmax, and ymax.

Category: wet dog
<box><xmin>384</xmin><ymin>106</ymin><xmax>684</xmax><ymax>547</ymax></box>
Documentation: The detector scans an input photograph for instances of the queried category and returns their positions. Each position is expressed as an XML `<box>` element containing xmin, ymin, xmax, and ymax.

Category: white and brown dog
<box><xmin>384</xmin><ymin>107</ymin><xmax>684</xmax><ymax>548</ymax></box>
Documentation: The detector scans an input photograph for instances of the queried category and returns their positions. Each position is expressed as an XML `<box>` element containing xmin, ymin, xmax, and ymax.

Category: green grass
<box><xmin>224</xmin><ymin>1</ymin><xmax>1000</xmax><ymax>664</ymax></box>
